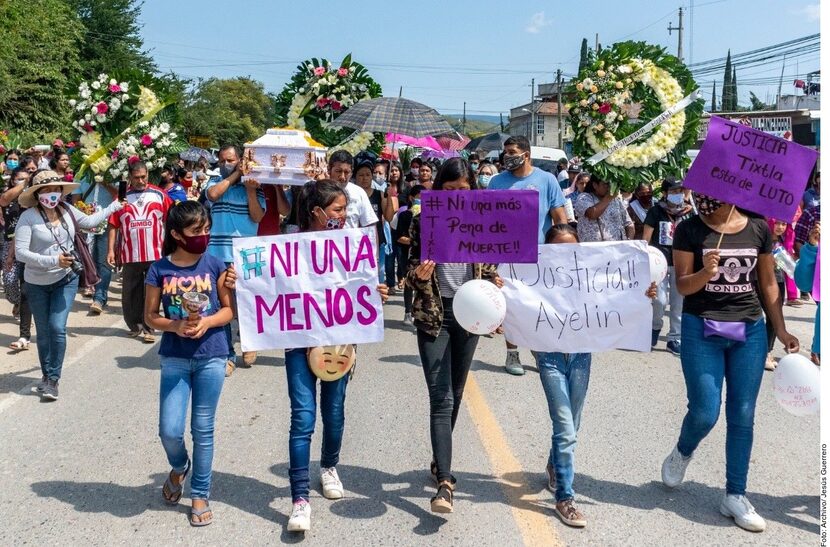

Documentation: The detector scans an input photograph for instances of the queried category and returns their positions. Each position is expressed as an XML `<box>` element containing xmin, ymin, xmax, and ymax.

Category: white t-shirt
<box><xmin>557</xmin><ymin>170</ymin><xmax>569</xmax><ymax>184</ymax></box>
<box><xmin>343</xmin><ymin>181</ymin><xmax>378</xmax><ymax>228</ymax></box>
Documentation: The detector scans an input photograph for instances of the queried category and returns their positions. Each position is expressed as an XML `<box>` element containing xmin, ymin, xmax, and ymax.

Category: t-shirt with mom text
<box><xmin>145</xmin><ymin>253</ymin><xmax>229</xmax><ymax>359</ymax></box>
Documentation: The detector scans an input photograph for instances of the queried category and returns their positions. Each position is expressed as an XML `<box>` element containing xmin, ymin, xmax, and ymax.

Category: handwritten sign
<box><xmin>498</xmin><ymin>241</ymin><xmax>652</xmax><ymax>353</ymax></box>
<box><xmin>233</xmin><ymin>228</ymin><xmax>384</xmax><ymax>351</ymax></box>
<box><xmin>684</xmin><ymin>116</ymin><xmax>818</xmax><ymax>220</ymax></box>
<box><xmin>420</xmin><ymin>190</ymin><xmax>538</xmax><ymax>263</ymax></box>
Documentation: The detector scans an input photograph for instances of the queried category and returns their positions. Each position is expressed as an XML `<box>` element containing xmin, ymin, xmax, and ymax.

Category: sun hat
<box><xmin>18</xmin><ymin>170</ymin><xmax>80</xmax><ymax>208</ymax></box>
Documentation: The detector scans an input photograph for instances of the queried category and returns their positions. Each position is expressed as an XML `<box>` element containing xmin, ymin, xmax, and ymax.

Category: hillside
<box><xmin>442</xmin><ymin>115</ymin><xmax>503</xmax><ymax>138</ymax></box>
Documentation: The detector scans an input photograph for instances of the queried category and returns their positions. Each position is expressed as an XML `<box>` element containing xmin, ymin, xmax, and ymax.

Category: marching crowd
<box><xmin>0</xmin><ymin>136</ymin><xmax>820</xmax><ymax>533</ymax></box>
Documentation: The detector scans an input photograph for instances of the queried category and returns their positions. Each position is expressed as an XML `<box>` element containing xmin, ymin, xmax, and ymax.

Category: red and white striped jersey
<box><xmin>110</xmin><ymin>185</ymin><xmax>172</xmax><ymax>263</ymax></box>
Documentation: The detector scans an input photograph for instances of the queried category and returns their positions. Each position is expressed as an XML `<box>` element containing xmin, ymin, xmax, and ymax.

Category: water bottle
<box><xmin>772</xmin><ymin>246</ymin><xmax>797</xmax><ymax>278</ymax></box>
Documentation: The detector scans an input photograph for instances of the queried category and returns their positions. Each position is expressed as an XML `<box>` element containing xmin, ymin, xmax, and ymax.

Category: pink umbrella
<box><xmin>385</xmin><ymin>133</ymin><xmax>441</xmax><ymax>151</ymax></box>
<box><xmin>436</xmin><ymin>132</ymin><xmax>470</xmax><ymax>151</ymax></box>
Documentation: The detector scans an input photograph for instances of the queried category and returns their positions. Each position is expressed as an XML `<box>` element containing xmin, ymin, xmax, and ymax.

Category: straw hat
<box><xmin>18</xmin><ymin>170</ymin><xmax>80</xmax><ymax>208</ymax></box>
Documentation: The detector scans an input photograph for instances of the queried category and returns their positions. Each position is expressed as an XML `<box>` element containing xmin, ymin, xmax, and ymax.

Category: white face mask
<box><xmin>38</xmin><ymin>191</ymin><xmax>62</xmax><ymax>209</ymax></box>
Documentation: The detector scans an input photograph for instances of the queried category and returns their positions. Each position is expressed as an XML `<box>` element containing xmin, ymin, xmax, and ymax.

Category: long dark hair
<box><xmin>297</xmin><ymin>180</ymin><xmax>348</xmax><ymax>231</ymax></box>
<box><xmin>162</xmin><ymin>201</ymin><xmax>211</xmax><ymax>256</ymax></box>
<box><xmin>48</xmin><ymin>148</ymin><xmax>69</xmax><ymax>170</ymax></box>
<box><xmin>387</xmin><ymin>160</ymin><xmax>405</xmax><ymax>194</ymax></box>
<box><xmin>433</xmin><ymin>157</ymin><xmax>477</xmax><ymax>190</ymax></box>
<box><xmin>586</xmin><ymin>173</ymin><xmax>607</xmax><ymax>195</ymax></box>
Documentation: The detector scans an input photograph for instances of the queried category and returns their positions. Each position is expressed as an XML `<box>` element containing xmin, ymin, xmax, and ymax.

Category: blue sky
<box><xmin>139</xmin><ymin>0</ymin><xmax>820</xmax><ymax>118</ymax></box>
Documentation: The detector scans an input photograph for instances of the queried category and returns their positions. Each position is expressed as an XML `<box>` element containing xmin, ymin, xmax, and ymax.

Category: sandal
<box><xmin>9</xmin><ymin>338</ymin><xmax>29</xmax><ymax>351</ymax></box>
<box><xmin>162</xmin><ymin>459</ymin><xmax>191</xmax><ymax>505</ymax></box>
<box><xmin>190</xmin><ymin>499</ymin><xmax>213</xmax><ymax>527</ymax></box>
<box><xmin>430</xmin><ymin>480</ymin><xmax>454</xmax><ymax>513</ymax></box>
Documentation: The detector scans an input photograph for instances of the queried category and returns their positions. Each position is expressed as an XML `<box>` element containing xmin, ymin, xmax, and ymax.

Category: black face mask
<box><xmin>693</xmin><ymin>193</ymin><xmax>724</xmax><ymax>216</ymax></box>
<box><xmin>503</xmin><ymin>153</ymin><xmax>526</xmax><ymax>171</ymax></box>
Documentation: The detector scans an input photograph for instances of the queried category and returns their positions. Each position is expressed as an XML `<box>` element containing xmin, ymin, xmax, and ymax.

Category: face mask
<box><xmin>410</xmin><ymin>168</ymin><xmax>420</xmax><ymax>177</ymax></box>
<box><xmin>693</xmin><ymin>193</ymin><xmax>723</xmax><ymax>216</ymax></box>
<box><xmin>666</xmin><ymin>193</ymin><xmax>685</xmax><ymax>206</ymax></box>
<box><xmin>316</xmin><ymin>208</ymin><xmax>346</xmax><ymax>230</ymax></box>
<box><xmin>177</xmin><ymin>233</ymin><xmax>210</xmax><ymax>254</ymax></box>
<box><xmin>638</xmin><ymin>194</ymin><xmax>653</xmax><ymax>206</ymax></box>
<box><xmin>503</xmin><ymin>153</ymin><xmax>526</xmax><ymax>171</ymax></box>
<box><xmin>479</xmin><ymin>175</ymin><xmax>492</xmax><ymax>188</ymax></box>
<box><xmin>219</xmin><ymin>163</ymin><xmax>236</xmax><ymax>179</ymax></box>
<box><xmin>412</xmin><ymin>198</ymin><xmax>421</xmax><ymax>206</ymax></box>
<box><xmin>39</xmin><ymin>191</ymin><xmax>62</xmax><ymax>209</ymax></box>
<box><xmin>6</xmin><ymin>159</ymin><xmax>19</xmax><ymax>170</ymax></box>
<box><xmin>470</xmin><ymin>163</ymin><xmax>479</xmax><ymax>171</ymax></box>
<box><xmin>374</xmin><ymin>175</ymin><xmax>386</xmax><ymax>184</ymax></box>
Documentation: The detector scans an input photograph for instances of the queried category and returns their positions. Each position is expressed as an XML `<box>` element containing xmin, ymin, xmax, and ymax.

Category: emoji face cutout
<box><xmin>307</xmin><ymin>344</ymin><xmax>355</xmax><ymax>381</ymax></box>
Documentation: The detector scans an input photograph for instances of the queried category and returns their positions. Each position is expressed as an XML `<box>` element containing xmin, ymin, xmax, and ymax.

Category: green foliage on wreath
<box><xmin>274</xmin><ymin>54</ymin><xmax>383</xmax><ymax>151</ymax></box>
<box><xmin>567</xmin><ymin>41</ymin><xmax>704</xmax><ymax>192</ymax></box>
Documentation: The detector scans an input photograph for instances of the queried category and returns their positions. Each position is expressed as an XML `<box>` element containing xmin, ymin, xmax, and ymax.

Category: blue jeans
<box><xmin>90</xmin><ymin>233</ymin><xmax>112</xmax><ymax>306</ymax></box>
<box><xmin>158</xmin><ymin>356</ymin><xmax>226</xmax><ymax>500</ymax></box>
<box><xmin>652</xmin><ymin>266</ymin><xmax>683</xmax><ymax>343</ymax></box>
<box><xmin>26</xmin><ymin>273</ymin><xmax>79</xmax><ymax>381</ymax></box>
<box><xmin>285</xmin><ymin>348</ymin><xmax>349</xmax><ymax>502</ymax></box>
<box><xmin>534</xmin><ymin>351</ymin><xmax>592</xmax><ymax>502</ymax></box>
<box><xmin>676</xmin><ymin>314</ymin><xmax>767</xmax><ymax>495</ymax></box>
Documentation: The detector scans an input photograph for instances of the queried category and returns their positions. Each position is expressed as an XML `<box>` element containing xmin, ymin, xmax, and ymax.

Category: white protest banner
<box><xmin>498</xmin><ymin>241</ymin><xmax>652</xmax><ymax>353</ymax></box>
<box><xmin>233</xmin><ymin>227</ymin><xmax>384</xmax><ymax>351</ymax></box>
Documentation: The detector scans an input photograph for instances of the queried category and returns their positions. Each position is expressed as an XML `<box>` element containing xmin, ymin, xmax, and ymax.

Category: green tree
<box><xmin>0</xmin><ymin>0</ymin><xmax>82</xmax><ymax>140</ymax></box>
<box><xmin>749</xmin><ymin>92</ymin><xmax>772</xmax><ymax>111</ymax></box>
<box><xmin>69</xmin><ymin>0</ymin><xmax>156</xmax><ymax>78</ymax></box>
<box><xmin>710</xmin><ymin>81</ymin><xmax>717</xmax><ymax>112</ymax></box>
<box><xmin>721</xmin><ymin>50</ymin><xmax>732</xmax><ymax>111</ymax></box>
<box><xmin>578</xmin><ymin>38</ymin><xmax>590</xmax><ymax>73</ymax></box>
<box><xmin>181</xmin><ymin>77</ymin><xmax>276</xmax><ymax>147</ymax></box>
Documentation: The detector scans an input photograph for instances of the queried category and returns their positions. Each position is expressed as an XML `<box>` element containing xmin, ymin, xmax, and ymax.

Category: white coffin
<box><xmin>241</xmin><ymin>128</ymin><xmax>328</xmax><ymax>186</ymax></box>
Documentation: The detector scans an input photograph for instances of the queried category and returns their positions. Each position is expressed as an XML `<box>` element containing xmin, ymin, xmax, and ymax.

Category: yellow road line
<box><xmin>464</xmin><ymin>373</ymin><xmax>562</xmax><ymax>547</ymax></box>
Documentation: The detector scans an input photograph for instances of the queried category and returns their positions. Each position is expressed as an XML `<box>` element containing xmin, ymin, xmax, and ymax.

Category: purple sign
<box><xmin>420</xmin><ymin>190</ymin><xmax>539</xmax><ymax>263</ymax></box>
<box><xmin>684</xmin><ymin>116</ymin><xmax>818</xmax><ymax>220</ymax></box>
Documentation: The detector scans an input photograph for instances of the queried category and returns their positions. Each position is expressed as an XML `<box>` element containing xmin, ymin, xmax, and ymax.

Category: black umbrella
<box><xmin>463</xmin><ymin>132</ymin><xmax>511</xmax><ymax>153</ymax></box>
<box><xmin>328</xmin><ymin>97</ymin><xmax>457</xmax><ymax>138</ymax></box>
<box><xmin>179</xmin><ymin>146</ymin><xmax>214</xmax><ymax>162</ymax></box>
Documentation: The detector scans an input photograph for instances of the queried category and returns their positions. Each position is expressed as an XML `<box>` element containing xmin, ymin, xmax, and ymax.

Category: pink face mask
<box><xmin>38</xmin><ymin>191</ymin><xmax>62</xmax><ymax>209</ymax></box>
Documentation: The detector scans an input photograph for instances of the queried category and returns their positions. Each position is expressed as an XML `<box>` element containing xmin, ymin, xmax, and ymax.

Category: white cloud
<box><xmin>795</xmin><ymin>3</ymin><xmax>820</xmax><ymax>21</ymax></box>
<box><xmin>525</xmin><ymin>11</ymin><xmax>552</xmax><ymax>34</ymax></box>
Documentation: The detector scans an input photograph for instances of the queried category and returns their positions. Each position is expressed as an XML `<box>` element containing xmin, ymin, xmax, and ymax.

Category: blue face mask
<box><xmin>413</xmin><ymin>199</ymin><xmax>421</xmax><ymax>206</ymax></box>
<box><xmin>667</xmin><ymin>193</ymin><xmax>685</xmax><ymax>205</ymax></box>
<box><xmin>5</xmin><ymin>159</ymin><xmax>19</xmax><ymax>170</ymax></box>
<box><xmin>479</xmin><ymin>175</ymin><xmax>491</xmax><ymax>188</ymax></box>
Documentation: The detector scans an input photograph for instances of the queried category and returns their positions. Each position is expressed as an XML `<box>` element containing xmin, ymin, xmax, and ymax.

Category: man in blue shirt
<box><xmin>488</xmin><ymin>135</ymin><xmax>568</xmax><ymax>375</ymax></box>
<box><xmin>206</xmin><ymin>144</ymin><xmax>266</xmax><ymax>375</ymax></box>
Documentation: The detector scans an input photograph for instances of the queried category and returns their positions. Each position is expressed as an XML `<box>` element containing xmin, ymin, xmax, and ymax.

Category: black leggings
<box><xmin>763</xmin><ymin>280</ymin><xmax>786</xmax><ymax>353</ymax></box>
<box><xmin>416</xmin><ymin>297</ymin><xmax>479</xmax><ymax>483</ymax></box>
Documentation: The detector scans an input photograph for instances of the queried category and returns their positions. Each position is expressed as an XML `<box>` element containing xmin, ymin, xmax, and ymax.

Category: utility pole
<box><xmin>688</xmin><ymin>0</ymin><xmax>694</xmax><ymax>65</ymax></box>
<box><xmin>668</xmin><ymin>7</ymin><xmax>684</xmax><ymax>62</ymax></box>
<box><xmin>499</xmin><ymin>112</ymin><xmax>504</xmax><ymax>132</ymax></box>
<box><xmin>776</xmin><ymin>57</ymin><xmax>786</xmax><ymax>108</ymax></box>
<box><xmin>556</xmin><ymin>69</ymin><xmax>564</xmax><ymax>149</ymax></box>
<box><xmin>462</xmin><ymin>101</ymin><xmax>467</xmax><ymax>135</ymax></box>
<box><xmin>398</xmin><ymin>86</ymin><xmax>402</xmax><ymax>98</ymax></box>
<box><xmin>530</xmin><ymin>78</ymin><xmax>536</xmax><ymax>146</ymax></box>
<box><xmin>595</xmin><ymin>33</ymin><xmax>600</xmax><ymax>54</ymax></box>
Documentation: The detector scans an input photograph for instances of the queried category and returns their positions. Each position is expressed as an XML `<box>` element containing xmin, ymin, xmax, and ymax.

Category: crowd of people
<box><xmin>0</xmin><ymin>134</ymin><xmax>820</xmax><ymax>533</ymax></box>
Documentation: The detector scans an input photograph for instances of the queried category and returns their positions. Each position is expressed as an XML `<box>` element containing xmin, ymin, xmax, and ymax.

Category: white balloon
<box><xmin>773</xmin><ymin>353</ymin><xmax>820</xmax><ymax>416</ymax></box>
<box><xmin>452</xmin><ymin>279</ymin><xmax>507</xmax><ymax>335</ymax></box>
<box><xmin>647</xmin><ymin>246</ymin><xmax>668</xmax><ymax>284</ymax></box>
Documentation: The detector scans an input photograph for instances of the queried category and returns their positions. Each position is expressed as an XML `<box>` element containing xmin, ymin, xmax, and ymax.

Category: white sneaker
<box><xmin>287</xmin><ymin>499</ymin><xmax>311</xmax><ymax>532</ymax></box>
<box><xmin>720</xmin><ymin>494</ymin><xmax>766</xmax><ymax>532</ymax></box>
<box><xmin>321</xmin><ymin>467</ymin><xmax>344</xmax><ymax>499</ymax></box>
<box><xmin>403</xmin><ymin>313</ymin><xmax>414</xmax><ymax>326</ymax></box>
<box><xmin>661</xmin><ymin>446</ymin><xmax>692</xmax><ymax>488</ymax></box>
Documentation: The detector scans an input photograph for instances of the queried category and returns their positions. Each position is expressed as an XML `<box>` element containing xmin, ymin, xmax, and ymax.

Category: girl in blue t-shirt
<box><xmin>144</xmin><ymin>201</ymin><xmax>233</xmax><ymax>527</ymax></box>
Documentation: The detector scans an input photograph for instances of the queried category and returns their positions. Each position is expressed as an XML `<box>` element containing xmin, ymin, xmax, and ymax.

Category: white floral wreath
<box><xmin>578</xmin><ymin>59</ymin><xmax>686</xmax><ymax>169</ymax></box>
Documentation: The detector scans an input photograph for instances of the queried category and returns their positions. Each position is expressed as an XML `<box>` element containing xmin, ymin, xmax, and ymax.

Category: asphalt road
<box><xmin>0</xmin><ymin>275</ymin><xmax>820</xmax><ymax>546</ymax></box>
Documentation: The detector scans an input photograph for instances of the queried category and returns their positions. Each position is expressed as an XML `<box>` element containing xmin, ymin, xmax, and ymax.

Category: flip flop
<box><xmin>9</xmin><ymin>338</ymin><xmax>29</xmax><ymax>351</ymax></box>
<box><xmin>162</xmin><ymin>459</ymin><xmax>190</xmax><ymax>505</ymax></box>
<box><xmin>190</xmin><ymin>500</ymin><xmax>213</xmax><ymax>527</ymax></box>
